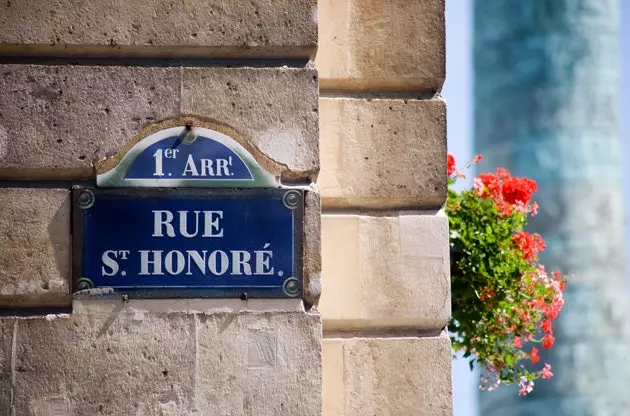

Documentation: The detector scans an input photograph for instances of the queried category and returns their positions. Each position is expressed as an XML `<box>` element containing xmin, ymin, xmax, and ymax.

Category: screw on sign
<box><xmin>78</xmin><ymin>190</ymin><xmax>95</xmax><ymax>209</ymax></box>
<box><xmin>283</xmin><ymin>190</ymin><xmax>301</xmax><ymax>209</ymax></box>
<box><xmin>283</xmin><ymin>277</ymin><xmax>300</xmax><ymax>297</ymax></box>
<box><xmin>75</xmin><ymin>278</ymin><xmax>94</xmax><ymax>291</ymax></box>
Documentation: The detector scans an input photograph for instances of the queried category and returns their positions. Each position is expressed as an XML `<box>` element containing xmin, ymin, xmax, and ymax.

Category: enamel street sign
<box><xmin>96</xmin><ymin>126</ymin><xmax>278</xmax><ymax>188</ymax></box>
<box><xmin>73</xmin><ymin>124</ymin><xmax>303</xmax><ymax>299</ymax></box>
<box><xmin>73</xmin><ymin>188</ymin><xmax>303</xmax><ymax>299</ymax></box>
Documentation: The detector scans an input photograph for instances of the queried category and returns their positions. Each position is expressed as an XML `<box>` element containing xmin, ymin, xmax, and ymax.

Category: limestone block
<box><xmin>195</xmin><ymin>311</ymin><xmax>321</xmax><ymax>415</ymax></box>
<box><xmin>0</xmin><ymin>188</ymin><xmax>70</xmax><ymax>307</ymax></box>
<box><xmin>181</xmin><ymin>66</ymin><xmax>319</xmax><ymax>180</ymax></box>
<box><xmin>320</xmin><ymin>213</ymin><xmax>450</xmax><ymax>331</ymax></box>
<box><xmin>0</xmin><ymin>65</ymin><xmax>180</xmax><ymax>179</ymax></box>
<box><xmin>0</xmin><ymin>311</ymin><xmax>321</xmax><ymax>415</ymax></box>
<box><xmin>0</xmin><ymin>0</ymin><xmax>317</xmax><ymax>59</ymax></box>
<box><xmin>322</xmin><ymin>335</ymin><xmax>453</xmax><ymax>416</ymax></box>
<box><xmin>6</xmin><ymin>313</ymin><xmax>196</xmax><ymax>416</ymax></box>
<box><xmin>319</xmin><ymin>97</ymin><xmax>446</xmax><ymax>209</ymax></box>
<box><xmin>316</xmin><ymin>0</ymin><xmax>445</xmax><ymax>92</ymax></box>
<box><xmin>0</xmin><ymin>65</ymin><xmax>319</xmax><ymax>181</ymax></box>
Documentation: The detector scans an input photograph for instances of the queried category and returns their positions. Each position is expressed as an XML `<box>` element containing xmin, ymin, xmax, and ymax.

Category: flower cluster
<box><xmin>473</xmin><ymin>168</ymin><xmax>538</xmax><ymax>216</ymax></box>
<box><xmin>447</xmin><ymin>154</ymin><xmax>567</xmax><ymax>395</ymax></box>
<box><xmin>513</xmin><ymin>232</ymin><xmax>546</xmax><ymax>262</ymax></box>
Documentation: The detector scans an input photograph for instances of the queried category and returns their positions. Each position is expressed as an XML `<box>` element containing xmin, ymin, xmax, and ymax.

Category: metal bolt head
<box><xmin>75</xmin><ymin>278</ymin><xmax>94</xmax><ymax>292</ymax></box>
<box><xmin>282</xmin><ymin>277</ymin><xmax>300</xmax><ymax>297</ymax></box>
<box><xmin>282</xmin><ymin>190</ymin><xmax>301</xmax><ymax>210</ymax></box>
<box><xmin>77</xmin><ymin>190</ymin><xmax>95</xmax><ymax>209</ymax></box>
<box><xmin>180</xmin><ymin>124</ymin><xmax>198</xmax><ymax>145</ymax></box>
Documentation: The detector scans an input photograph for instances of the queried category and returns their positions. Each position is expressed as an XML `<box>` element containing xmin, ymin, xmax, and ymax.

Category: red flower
<box><xmin>544</xmin><ymin>293</ymin><xmax>564</xmax><ymax>321</ymax></box>
<box><xmin>473</xmin><ymin>154</ymin><xmax>483</xmax><ymax>164</ymax></box>
<box><xmin>480</xmin><ymin>286</ymin><xmax>496</xmax><ymax>307</ymax></box>
<box><xmin>513</xmin><ymin>336</ymin><xmax>522</xmax><ymax>348</ymax></box>
<box><xmin>502</xmin><ymin>176</ymin><xmax>537</xmax><ymax>206</ymax></box>
<box><xmin>513</xmin><ymin>231</ymin><xmax>546</xmax><ymax>261</ymax></box>
<box><xmin>530</xmin><ymin>347</ymin><xmax>540</xmax><ymax>364</ymax></box>
<box><xmin>447</xmin><ymin>154</ymin><xmax>456</xmax><ymax>176</ymax></box>
<box><xmin>475</xmin><ymin>173</ymin><xmax>499</xmax><ymax>197</ymax></box>
<box><xmin>472</xmin><ymin>168</ymin><xmax>538</xmax><ymax>216</ymax></box>
<box><xmin>519</xmin><ymin>311</ymin><xmax>532</xmax><ymax>324</ymax></box>
<box><xmin>496</xmin><ymin>200</ymin><xmax>514</xmax><ymax>217</ymax></box>
<box><xmin>541</xmin><ymin>319</ymin><xmax>552</xmax><ymax>333</ymax></box>
<box><xmin>542</xmin><ymin>334</ymin><xmax>555</xmax><ymax>349</ymax></box>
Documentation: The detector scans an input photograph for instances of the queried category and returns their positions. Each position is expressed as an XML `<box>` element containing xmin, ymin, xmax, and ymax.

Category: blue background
<box><xmin>79</xmin><ymin>191</ymin><xmax>298</xmax><ymax>298</ymax></box>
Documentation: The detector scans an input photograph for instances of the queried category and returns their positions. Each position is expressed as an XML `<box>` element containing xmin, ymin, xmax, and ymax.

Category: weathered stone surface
<box><xmin>0</xmin><ymin>0</ymin><xmax>317</xmax><ymax>58</ymax></box>
<box><xmin>72</xmin><ymin>298</ymin><xmax>306</xmax><ymax>315</ymax></box>
<box><xmin>195</xmin><ymin>311</ymin><xmax>321</xmax><ymax>415</ymax></box>
<box><xmin>0</xmin><ymin>311</ymin><xmax>321</xmax><ymax>415</ymax></box>
<box><xmin>323</xmin><ymin>335</ymin><xmax>452</xmax><ymax>416</ymax></box>
<box><xmin>303</xmin><ymin>188</ymin><xmax>322</xmax><ymax>306</ymax></box>
<box><xmin>316</xmin><ymin>0</ymin><xmax>445</xmax><ymax>92</ymax></box>
<box><xmin>0</xmin><ymin>65</ymin><xmax>319</xmax><ymax>181</ymax></box>
<box><xmin>319</xmin><ymin>97</ymin><xmax>446</xmax><ymax>209</ymax></box>
<box><xmin>0</xmin><ymin>188</ymin><xmax>70</xmax><ymax>307</ymax></box>
<box><xmin>181</xmin><ymin>66</ymin><xmax>319</xmax><ymax>180</ymax></box>
<box><xmin>0</xmin><ymin>65</ymin><xmax>180</xmax><ymax>179</ymax></box>
<box><xmin>320</xmin><ymin>213</ymin><xmax>450</xmax><ymax>331</ymax></box>
<box><xmin>9</xmin><ymin>313</ymin><xmax>196</xmax><ymax>415</ymax></box>
<box><xmin>322</xmin><ymin>339</ymin><xmax>344</xmax><ymax>416</ymax></box>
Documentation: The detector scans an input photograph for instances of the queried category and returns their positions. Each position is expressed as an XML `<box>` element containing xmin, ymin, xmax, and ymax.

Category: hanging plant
<box><xmin>446</xmin><ymin>154</ymin><xmax>567</xmax><ymax>395</ymax></box>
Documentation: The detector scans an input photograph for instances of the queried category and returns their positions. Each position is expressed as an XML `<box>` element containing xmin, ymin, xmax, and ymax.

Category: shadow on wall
<box><xmin>46</xmin><ymin>190</ymin><xmax>72</xmax><ymax>307</ymax></box>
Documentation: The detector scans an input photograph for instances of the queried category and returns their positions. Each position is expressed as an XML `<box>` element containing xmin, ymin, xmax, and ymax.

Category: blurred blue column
<box><xmin>474</xmin><ymin>1</ymin><xmax>630</xmax><ymax>414</ymax></box>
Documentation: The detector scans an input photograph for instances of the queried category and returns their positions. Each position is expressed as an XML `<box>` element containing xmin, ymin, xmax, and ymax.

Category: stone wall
<box><xmin>0</xmin><ymin>0</ymin><xmax>451</xmax><ymax>414</ymax></box>
<box><xmin>0</xmin><ymin>1</ymin><xmax>322</xmax><ymax>415</ymax></box>
<box><xmin>316</xmin><ymin>0</ymin><xmax>452</xmax><ymax>414</ymax></box>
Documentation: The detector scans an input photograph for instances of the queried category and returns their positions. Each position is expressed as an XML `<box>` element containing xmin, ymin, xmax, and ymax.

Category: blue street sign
<box><xmin>72</xmin><ymin>188</ymin><xmax>304</xmax><ymax>299</ymax></box>
<box><xmin>97</xmin><ymin>126</ymin><xmax>279</xmax><ymax>188</ymax></box>
<box><xmin>124</xmin><ymin>135</ymin><xmax>253</xmax><ymax>181</ymax></box>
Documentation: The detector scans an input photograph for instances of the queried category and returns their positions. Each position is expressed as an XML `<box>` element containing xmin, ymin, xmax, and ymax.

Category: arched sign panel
<box><xmin>97</xmin><ymin>126</ymin><xmax>278</xmax><ymax>188</ymax></box>
<box><xmin>73</xmin><ymin>125</ymin><xmax>303</xmax><ymax>300</ymax></box>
